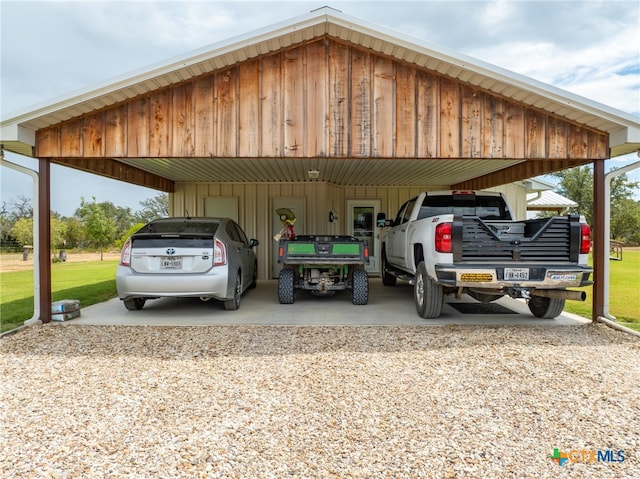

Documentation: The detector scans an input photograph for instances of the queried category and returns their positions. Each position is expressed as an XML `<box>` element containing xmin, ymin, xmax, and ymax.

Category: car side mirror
<box><xmin>376</xmin><ymin>212</ymin><xmax>392</xmax><ymax>227</ymax></box>
<box><xmin>249</xmin><ymin>239</ymin><xmax>259</xmax><ymax>248</ymax></box>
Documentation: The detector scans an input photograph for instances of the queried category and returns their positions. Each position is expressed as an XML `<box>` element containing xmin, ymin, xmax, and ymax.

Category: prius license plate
<box><xmin>504</xmin><ymin>268</ymin><xmax>529</xmax><ymax>280</ymax></box>
<box><xmin>161</xmin><ymin>257</ymin><xmax>183</xmax><ymax>269</ymax></box>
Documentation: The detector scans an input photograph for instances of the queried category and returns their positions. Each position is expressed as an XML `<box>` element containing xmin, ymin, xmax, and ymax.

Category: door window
<box><xmin>399</xmin><ymin>198</ymin><xmax>417</xmax><ymax>224</ymax></box>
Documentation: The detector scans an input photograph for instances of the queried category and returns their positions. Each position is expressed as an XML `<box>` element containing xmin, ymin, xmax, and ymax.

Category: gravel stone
<box><xmin>1</xmin><ymin>324</ymin><xmax>639</xmax><ymax>478</ymax></box>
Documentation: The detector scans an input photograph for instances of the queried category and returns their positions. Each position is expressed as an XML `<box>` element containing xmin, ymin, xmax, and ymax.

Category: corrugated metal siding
<box><xmin>172</xmin><ymin>181</ymin><xmax>436</xmax><ymax>279</ymax></box>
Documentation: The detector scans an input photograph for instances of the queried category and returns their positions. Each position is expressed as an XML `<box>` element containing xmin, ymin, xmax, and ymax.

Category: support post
<box><xmin>592</xmin><ymin>159</ymin><xmax>606</xmax><ymax>321</ymax></box>
<box><xmin>38</xmin><ymin>158</ymin><xmax>52</xmax><ymax>323</ymax></box>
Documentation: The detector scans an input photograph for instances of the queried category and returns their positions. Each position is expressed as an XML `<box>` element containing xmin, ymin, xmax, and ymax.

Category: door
<box><xmin>347</xmin><ymin>200</ymin><xmax>380</xmax><ymax>274</ymax></box>
<box><xmin>271</xmin><ymin>198</ymin><xmax>305</xmax><ymax>278</ymax></box>
<box><xmin>387</xmin><ymin>197</ymin><xmax>417</xmax><ymax>270</ymax></box>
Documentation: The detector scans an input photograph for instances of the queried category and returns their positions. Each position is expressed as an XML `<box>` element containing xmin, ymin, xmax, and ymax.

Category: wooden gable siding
<box><xmin>36</xmin><ymin>37</ymin><xmax>608</xmax><ymax>162</ymax></box>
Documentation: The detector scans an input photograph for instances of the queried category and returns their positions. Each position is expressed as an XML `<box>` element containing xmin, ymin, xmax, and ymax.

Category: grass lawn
<box><xmin>562</xmin><ymin>250</ymin><xmax>640</xmax><ymax>331</ymax></box>
<box><xmin>0</xmin><ymin>260</ymin><xmax>118</xmax><ymax>334</ymax></box>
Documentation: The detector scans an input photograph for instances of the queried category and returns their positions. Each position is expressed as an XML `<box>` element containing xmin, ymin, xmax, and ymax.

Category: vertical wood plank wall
<box><xmin>36</xmin><ymin>37</ymin><xmax>608</xmax><ymax>162</ymax></box>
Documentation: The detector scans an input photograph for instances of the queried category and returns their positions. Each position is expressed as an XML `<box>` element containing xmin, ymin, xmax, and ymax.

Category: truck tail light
<box><xmin>580</xmin><ymin>224</ymin><xmax>591</xmax><ymax>254</ymax></box>
<box><xmin>120</xmin><ymin>238</ymin><xmax>131</xmax><ymax>266</ymax></box>
<box><xmin>213</xmin><ymin>239</ymin><xmax>227</xmax><ymax>266</ymax></box>
<box><xmin>435</xmin><ymin>222</ymin><xmax>453</xmax><ymax>253</ymax></box>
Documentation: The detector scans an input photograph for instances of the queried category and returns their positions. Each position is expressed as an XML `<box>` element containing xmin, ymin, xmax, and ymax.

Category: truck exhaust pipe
<box><xmin>531</xmin><ymin>289</ymin><xmax>586</xmax><ymax>301</ymax></box>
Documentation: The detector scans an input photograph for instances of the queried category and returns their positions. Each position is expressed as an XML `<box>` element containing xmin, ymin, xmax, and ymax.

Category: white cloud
<box><xmin>466</xmin><ymin>20</ymin><xmax>640</xmax><ymax>114</ymax></box>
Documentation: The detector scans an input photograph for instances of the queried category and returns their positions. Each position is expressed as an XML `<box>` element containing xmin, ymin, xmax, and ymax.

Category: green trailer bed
<box><xmin>277</xmin><ymin>235</ymin><xmax>369</xmax><ymax>305</ymax></box>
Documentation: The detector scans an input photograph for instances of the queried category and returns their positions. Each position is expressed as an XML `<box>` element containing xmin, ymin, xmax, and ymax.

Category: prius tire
<box><xmin>224</xmin><ymin>273</ymin><xmax>242</xmax><ymax>311</ymax></box>
<box><xmin>528</xmin><ymin>296</ymin><xmax>565</xmax><ymax>319</ymax></box>
<box><xmin>351</xmin><ymin>269</ymin><xmax>369</xmax><ymax>305</ymax></box>
<box><xmin>278</xmin><ymin>268</ymin><xmax>295</xmax><ymax>304</ymax></box>
<box><xmin>123</xmin><ymin>298</ymin><xmax>146</xmax><ymax>311</ymax></box>
<box><xmin>414</xmin><ymin>261</ymin><xmax>443</xmax><ymax>319</ymax></box>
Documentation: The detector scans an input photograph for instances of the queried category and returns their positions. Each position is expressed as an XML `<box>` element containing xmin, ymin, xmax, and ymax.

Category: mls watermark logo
<box><xmin>549</xmin><ymin>448</ymin><xmax>625</xmax><ymax>466</ymax></box>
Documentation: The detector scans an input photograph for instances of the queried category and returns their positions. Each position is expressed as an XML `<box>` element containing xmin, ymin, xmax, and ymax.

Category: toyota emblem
<box><xmin>166</xmin><ymin>248</ymin><xmax>176</xmax><ymax>255</ymax></box>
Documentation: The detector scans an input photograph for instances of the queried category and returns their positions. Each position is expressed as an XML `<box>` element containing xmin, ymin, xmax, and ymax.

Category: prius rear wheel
<box><xmin>123</xmin><ymin>298</ymin><xmax>146</xmax><ymax>311</ymax></box>
<box><xmin>224</xmin><ymin>273</ymin><xmax>242</xmax><ymax>311</ymax></box>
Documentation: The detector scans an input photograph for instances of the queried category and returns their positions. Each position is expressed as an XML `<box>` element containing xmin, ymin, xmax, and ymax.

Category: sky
<box><xmin>2</xmin><ymin>0</ymin><xmax>639</xmax><ymax>217</ymax></box>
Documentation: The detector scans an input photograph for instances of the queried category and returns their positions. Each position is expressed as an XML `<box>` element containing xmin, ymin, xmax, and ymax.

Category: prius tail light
<box><xmin>120</xmin><ymin>238</ymin><xmax>132</xmax><ymax>266</ymax></box>
<box><xmin>214</xmin><ymin>238</ymin><xmax>227</xmax><ymax>266</ymax></box>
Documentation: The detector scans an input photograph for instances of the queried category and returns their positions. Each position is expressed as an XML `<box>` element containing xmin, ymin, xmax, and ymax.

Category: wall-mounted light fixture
<box><xmin>308</xmin><ymin>169</ymin><xmax>320</xmax><ymax>179</ymax></box>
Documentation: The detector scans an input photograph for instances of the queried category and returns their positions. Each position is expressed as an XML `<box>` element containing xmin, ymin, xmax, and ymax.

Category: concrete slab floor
<box><xmin>60</xmin><ymin>279</ymin><xmax>590</xmax><ymax>327</ymax></box>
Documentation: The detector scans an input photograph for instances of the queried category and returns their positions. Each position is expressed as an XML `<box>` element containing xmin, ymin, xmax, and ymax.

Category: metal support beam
<box><xmin>592</xmin><ymin>159</ymin><xmax>606</xmax><ymax>321</ymax></box>
<box><xmin>38</xmin><ymin>158</ymin><xmax>52</xmax><ymax>323</ymax></box>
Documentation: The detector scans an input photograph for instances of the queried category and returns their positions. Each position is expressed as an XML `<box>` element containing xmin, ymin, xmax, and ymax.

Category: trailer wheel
<box><xmin>381</xmin><ymin>249</ymin><xmax>397</xmax><ymax>286</ymax></box>
<box><xmin>123</xmin><ymin>298</ymin><xmax>145</xmax><ymax>311</ymax></box>
<box><xmin>351</xmin><ymin>269</ymin><xmax>369</xmax><ymax>305</ymax></box>
<box><xmin>528</xmin><ymin>296</ymin><xmax>565</xmax><ymax>319</ymax></box>
<box><xmin>278</xmin><ymin>268</ymin><xmax>295</xmax><ymax>304</ymax></box>
<box><xmin>414</xmin><ymin>261</ymin><xmax>443</xmax><ymax>318</ymax></box>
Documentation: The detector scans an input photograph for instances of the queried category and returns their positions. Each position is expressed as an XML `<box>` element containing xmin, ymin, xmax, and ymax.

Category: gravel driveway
<box><xmin>2</xmin><ymin>324</ymin><xmax>639</xmax><ymax>478</ymax></box>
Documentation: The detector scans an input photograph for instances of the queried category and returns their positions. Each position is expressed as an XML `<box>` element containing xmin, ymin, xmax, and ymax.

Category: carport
<box><xmin>1</xmin><ymin>8</ymin><xmax>639</xmax><ymax>323</ymax></box>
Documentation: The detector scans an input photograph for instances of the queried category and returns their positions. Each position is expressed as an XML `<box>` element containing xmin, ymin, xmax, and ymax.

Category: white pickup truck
<box><xmin>377</xmin><ymin>190</ymin><xmax>593</xmax><ymax>319</ymax></box>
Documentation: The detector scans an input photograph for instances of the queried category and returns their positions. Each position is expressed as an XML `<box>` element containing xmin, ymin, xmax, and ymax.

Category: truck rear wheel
<box><xmin>278</xmin><ymin>268</ymin><xmax>295</xmax><ymax>304</ymax></box>
<box><xmin>528</xmin><ymin>296</ymin><xmax>565</xmax><ymax>319</ymax></box>
<box><xmin>351</xmin><ymin>269</ymin><xmax>369</xmax><ymax>305</ymax></box>
<box><xmin>415</xmin><ymin>261</ymin><xmax>443</xmax><ymax>319</ymax></box>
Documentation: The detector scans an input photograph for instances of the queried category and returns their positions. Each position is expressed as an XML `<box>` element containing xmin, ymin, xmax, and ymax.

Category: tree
<box><xmin>50</xmin><ymin>216</ymin><xmax>66</xmax><ymax>250</ymax></box>
<box><xmin>77</xmin><ymin>197</ymin><xmax>117</xmax><ymax>260</ymax></box>
<box><xmin>552</xmin><ymin>166</ymin><xmax>594</xmax><ymax>224</ymax></box>
<box><xmin>9</xmin><ymin>195</ymin><xmax>33</xmax><ymax>220</ymax></box>
<box><xmin>0</xmin><ymin>201</ymin><xmax>14</xmax><ymax>241</ymax></box>
<box><xmin>63</xmin><ymin>217</ymin><xmax>87</xmax><ymax>248</ymax></box>
<box><xmin>552</xmin><ymin>166</ymin><xmax>640</xmax><ymax>242</ymax></box>
<box><xmin>135</xmin><ymin>193</ymin><xmax>169</xmax><ymax>223</ymax></box>
<box><xmin>1</xmin><ymin>196</ymin><xmax>33</xmax><ymax>250</ymax></box>
<box><xmin>83</xmin><ymin>201</ymin><xmax>136</xmax><ymax>240</ymax></box>
<box><xmin>610</xmin><ymin>198</ymin><xmax>640</xmax><ymax>245</ymax></box>
<box><xmin>11</xmin><ymin>217</ymin><xmax>33</xmax><ymax>246</ymax></box>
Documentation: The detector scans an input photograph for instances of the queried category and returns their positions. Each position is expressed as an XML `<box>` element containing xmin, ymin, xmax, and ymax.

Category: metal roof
<box><xmin>2</xmin><ymin>7</ymin><xmax>639</xmax><ymax>160</ymax></box>
<box><xmin>527</xmin><ymin>190</ymin><xmax>578</xmax><ymax>209</ymax></box>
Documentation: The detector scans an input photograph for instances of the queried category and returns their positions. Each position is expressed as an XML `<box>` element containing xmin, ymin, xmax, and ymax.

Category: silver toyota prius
<box><xmin>116</xmin><ymin>217</ymin><xmax>259</xmax><ymax>311</ymax></box>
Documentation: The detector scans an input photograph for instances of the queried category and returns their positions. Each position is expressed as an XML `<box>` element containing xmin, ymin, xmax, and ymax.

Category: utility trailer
<box><xmin>277</xmin><ymin>235</ymin><xmax>369</xmax><ymax>305</ymax></box>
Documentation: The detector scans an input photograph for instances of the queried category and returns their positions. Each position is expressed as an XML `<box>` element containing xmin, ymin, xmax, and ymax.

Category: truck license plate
<box><xmin>161</xmin><ymin>257</ymin><xmax>183</xmax><ymax>269</ymax></box>
<box><xmin>505</xmin><ymin>268</ymin><xmax>529</xmax><ymax>280</ymax></box>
